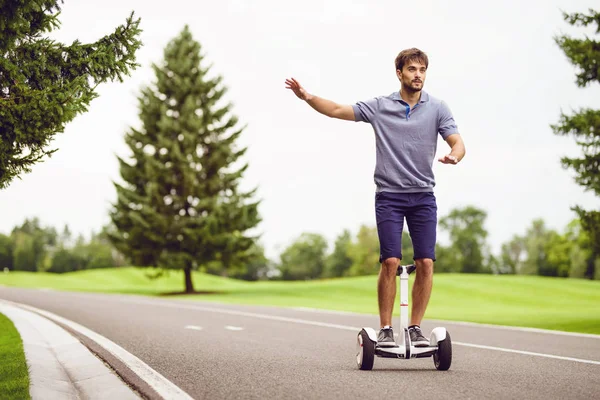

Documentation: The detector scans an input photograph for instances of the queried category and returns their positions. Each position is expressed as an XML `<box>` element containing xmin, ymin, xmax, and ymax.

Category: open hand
<box><xmin>285</xmin><ymin>78</ymin><xmax>310</xmax><ymax>101</ymax></box>
<box><xmin>438</xmin><ymin>154</ymin><xmax>458</xmax><ymax>164</ymax></box>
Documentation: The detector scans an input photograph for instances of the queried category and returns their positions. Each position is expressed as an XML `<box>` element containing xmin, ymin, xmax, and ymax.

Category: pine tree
<box><xmin>552</xmin><ymin>8</ymin><xmax>600</xmax><ymax>279</ymax></box>
<box><xmin>109</xmin><ymin>26</ymin><xmax>261</xmax><ymax>293</ymax></box>
<box><xmin>0</xmin><ymin>1</ymin><xmax>142</xmax><ymax>189</ymax></box>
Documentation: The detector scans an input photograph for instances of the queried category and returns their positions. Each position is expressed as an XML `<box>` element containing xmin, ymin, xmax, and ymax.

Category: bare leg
<box><xmin>410</xmin><ymin>258</ymin><xmax>434</xmax><ymax>326</ymax></box>
<box><xmin>378</xmin><ymin>257</ymin><xmax>400</xmax><ymax>327</ymax></box>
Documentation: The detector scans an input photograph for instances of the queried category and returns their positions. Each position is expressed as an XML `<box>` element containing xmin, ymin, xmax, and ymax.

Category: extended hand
<box><xmin>285</xmin><ymin>78</ymin><xmax>310</xmax><ymax>101</ymax></box>
<box><xmin>438</xmin><ymin>154</ymin><xmax>458</xmax><ymax>164</ymax></box>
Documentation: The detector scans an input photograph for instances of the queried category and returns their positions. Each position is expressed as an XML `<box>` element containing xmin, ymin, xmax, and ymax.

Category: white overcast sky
<box><xmin>1</xmin><ymin>0</ymin><xmax>599</xmax><ymax>260</ymax></box>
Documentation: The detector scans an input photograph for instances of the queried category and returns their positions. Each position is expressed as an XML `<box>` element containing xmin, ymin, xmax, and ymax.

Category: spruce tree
<box><xmin>552</xmin><ymin>8</ymin><xmax>600</xmax><ymax>279</ymax></box>
<box><xmin>0</xmin><ymin>1</ymin><xmax>142</xmax><ymax>189</ymax></box>
<box><xmin>109</xmin><ymin>26</ymin><xmax>261</xmax><ymax>292</ymax></box>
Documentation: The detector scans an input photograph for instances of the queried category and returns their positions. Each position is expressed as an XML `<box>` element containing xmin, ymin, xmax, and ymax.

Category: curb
<box><xmin>0</xmin><ymin>301</ymin><xmax>141</xmax><ymax>400</ymax></box>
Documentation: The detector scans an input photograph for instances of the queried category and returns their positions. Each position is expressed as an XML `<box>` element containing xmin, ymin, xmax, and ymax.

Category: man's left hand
<box><xmin>438</xmin><ymin>154</ymin><xmax>458</xmax><ymax>164</ymax></box>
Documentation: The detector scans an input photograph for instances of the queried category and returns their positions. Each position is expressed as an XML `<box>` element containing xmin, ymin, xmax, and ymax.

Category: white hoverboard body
<box><xmin>356</xmin><ymin>264</ymin><xmax>452</xmax><ymax>370</ymax></box>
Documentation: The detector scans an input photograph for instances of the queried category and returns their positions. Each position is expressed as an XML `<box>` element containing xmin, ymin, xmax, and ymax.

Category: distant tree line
<box><xmin>0</xmin><ymin>217</ymin><xmax>274</xmax><ymax>281</ymax></box>
<box><xmin>0</xmin><ymin>217</ymin><xmax>126</xmax><ymax>274</ymax></box>
<box><xmin>275</xmin><ymin>206</ymin><xmax>598</xmax><ymax>281</ymax></box>
<box><xmin>2</xmin><ymin>205</ymin><xmax>596</xmax><ymax>281</ymax></box>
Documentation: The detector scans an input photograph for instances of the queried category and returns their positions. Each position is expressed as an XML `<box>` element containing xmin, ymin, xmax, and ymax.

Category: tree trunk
<box><xmin>184</xmin><ymin>264</ymin><xmax>195</xmax><ymax>293</ymax></box>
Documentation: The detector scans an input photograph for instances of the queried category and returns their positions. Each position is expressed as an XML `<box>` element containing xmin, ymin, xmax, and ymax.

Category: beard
<box><xmin>404</xmin><ymin>79</ymin><xmax>423</xmax><ymax>92</ymax></box>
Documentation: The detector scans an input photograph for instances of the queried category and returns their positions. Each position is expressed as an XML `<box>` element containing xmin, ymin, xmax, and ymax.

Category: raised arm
<box><xmin>438</xmin><ymin>133</ymin><xmax>466</xmax><ymax>164</ymax></box>
<box><xmin>285</xmin><ymin>78</ymin><xmax>355</xmax><ymax>121</ymax></box>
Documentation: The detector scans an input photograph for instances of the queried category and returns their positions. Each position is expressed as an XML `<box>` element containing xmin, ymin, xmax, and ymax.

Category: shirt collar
<box><xmin>391</xmin><ymin>90</ymin><xmax>429</xmax><ymax>103</ymax></box>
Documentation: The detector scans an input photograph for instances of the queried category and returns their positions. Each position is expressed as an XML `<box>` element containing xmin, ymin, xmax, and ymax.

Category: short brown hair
<box><xmin>395</xmin><ymin>48</ymin><xmax>429</xmax><ymax>71</ymax></box>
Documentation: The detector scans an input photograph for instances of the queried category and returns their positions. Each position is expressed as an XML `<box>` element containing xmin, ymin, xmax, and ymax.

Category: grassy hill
<box><xmin>1</xmin><ymin>267</ymin><xmax>599</xmax><ymax>334</ymax></box>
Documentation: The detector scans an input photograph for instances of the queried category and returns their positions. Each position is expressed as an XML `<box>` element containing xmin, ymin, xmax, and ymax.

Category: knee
<box><xmin>381</xmin><ymin>257</ymin><xmax>400</xmax><ymax>275</ymax></box>
<box><xmin>415</xmin><ymin>258</ymin><xmax>434</xmax><ymax>276</ymax></box>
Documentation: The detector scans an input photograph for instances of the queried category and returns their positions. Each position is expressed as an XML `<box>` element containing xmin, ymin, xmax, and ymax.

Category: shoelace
<box><xmin>411</xmin><ymin>327</ymin><xmax>425</xmax><ymax>337</ymax></box>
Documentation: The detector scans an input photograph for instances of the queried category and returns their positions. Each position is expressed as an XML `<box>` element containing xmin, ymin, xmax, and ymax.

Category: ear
<box><xmin>396</xmin><ymin>69</ymin><xmax>402</xmax><ymax>80</ymax></box>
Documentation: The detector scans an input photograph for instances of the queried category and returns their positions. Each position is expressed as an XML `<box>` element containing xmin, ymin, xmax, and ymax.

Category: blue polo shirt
<box><xmin>352</xmin><ymin>90</ymin><xmax>459</xmax><ymax>193</ymax></box>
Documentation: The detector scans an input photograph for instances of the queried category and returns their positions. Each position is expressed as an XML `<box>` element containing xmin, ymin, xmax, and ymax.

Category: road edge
<box><xmin>0</xmin><ymin>300</ymin><xmax>142</xmax><ymax>400</ymax></box>
<box><xmin>1</xmin><ymin>299</ymin><xmax>194</xmax><ymax>400</ymax></box>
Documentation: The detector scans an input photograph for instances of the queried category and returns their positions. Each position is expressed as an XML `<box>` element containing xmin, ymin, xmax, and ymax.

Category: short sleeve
<box><xmin>438</xmin><ymin>101</ymin><xmax>459</xmax><ymax>139</ymax></box>
<box><xmin>352</xmin><ymin>97</ymin><xmax>379</xmax><ymax>123</ymax></box>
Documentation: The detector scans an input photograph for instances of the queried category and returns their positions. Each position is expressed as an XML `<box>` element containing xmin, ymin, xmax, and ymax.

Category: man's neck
<box><xmin>399</xmin><ymin>88</ymin><xmax>421</xmax><ymax>107</ymax></box>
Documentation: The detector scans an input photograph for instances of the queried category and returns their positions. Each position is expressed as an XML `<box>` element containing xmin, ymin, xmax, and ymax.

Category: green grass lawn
<box><xmin>0</xmin><ymin>312</ymin><xmax>30</xmax><ymax>400</ymax></box>
<box><xmin>1</xmin><ymin>267</ymin><xmax>599</xmax><ymax>334</ymax></box>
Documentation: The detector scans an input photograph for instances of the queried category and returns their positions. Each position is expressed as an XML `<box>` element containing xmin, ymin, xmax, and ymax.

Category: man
<box><xmin>285</xmin><ymin>48</ymin><xmax>465</xmax><ymax>347</ymax></box>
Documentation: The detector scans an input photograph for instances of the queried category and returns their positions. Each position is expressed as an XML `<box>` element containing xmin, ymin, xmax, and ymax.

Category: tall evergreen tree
<box><xmin>109</xmin><ymin>26</ymin><xmax>261</xmax><ymax>293</ymax></box>
<box><xmin>552</xmin><ymin>8</ymin><xmax>600</xmax><ymax>279</ymax></box>
<box><xmin>0</xmin><ymin>1</ymin><xmax>142</xmax><ymax>189</ymax></box>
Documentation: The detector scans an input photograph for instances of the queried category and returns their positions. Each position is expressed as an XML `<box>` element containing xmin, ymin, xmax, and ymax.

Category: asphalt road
<box><xmin>1</xmin><ymin>286</ymin><xmax>599</xmax><ymax>400</ymax></box>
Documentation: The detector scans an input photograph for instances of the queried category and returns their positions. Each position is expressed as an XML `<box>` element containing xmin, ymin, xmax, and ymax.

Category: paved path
<box><xmin>1</xmin><ymin>287</ymin><xmax>599</xmax><ymax>399</ymax></box>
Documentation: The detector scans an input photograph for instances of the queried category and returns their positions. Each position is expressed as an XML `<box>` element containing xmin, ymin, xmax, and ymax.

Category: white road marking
<box><xmin>292</xmin><ymin>307</ymin><xmax>600</xmax><ymax>339</ymax></box>
<box><xmin>120</xmin><ymin>298</ymin><xmax>600</xmax><ymax>366</ymax></box>
<box><xmin>124</xmin><ymin>298</ymin><xmax>363</xmax><ymax>330</ymax></box>
<box><xmin>8</xmin><ymin>300</ymin><xmax>194</xmax><ymax>400</ymax></box>
<box><xmin>184</xmin><ymin>325</ymin><xmax>203</xmax><ymax>331</ymax></box>
<box><xmin>39</xmin><ymin>291</ymin><xmax>600</xmax><ymax>340</ymax></box>
<box><xmin>454</xmin><ymin>341</ymin><xmax>600</xmax><ymax>366</ymax></box>
<box><xmin>225</xmin><ymin>326</ymin><xmax>244</xmax><ymax>331</ymax></box>
<box><xmin>292</xmin><ymin>307</ymin><xmax>357</xmax><ymax>316</ymax></box>
<box><xmin>429</xmin><ymin>320</ymin><xmax>600</xmax><ymax>339</ymax></box>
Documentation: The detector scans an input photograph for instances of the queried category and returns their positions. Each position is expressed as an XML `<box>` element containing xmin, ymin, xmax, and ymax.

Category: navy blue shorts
<box><xmin>375</xmin><ymin>191</ymin><xmax>437</xmax><ymax>263</ymax></box>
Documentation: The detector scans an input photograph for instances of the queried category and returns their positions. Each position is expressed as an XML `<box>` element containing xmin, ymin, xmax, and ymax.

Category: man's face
<box><xmin>397</xmin><ymin>60</ymin><xmax>427</xmax><ymax>92</ymax></box>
